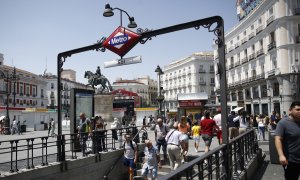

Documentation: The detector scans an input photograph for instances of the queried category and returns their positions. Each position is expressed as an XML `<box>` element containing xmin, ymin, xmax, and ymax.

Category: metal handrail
<box><xmin>160</xmin><ymin>129</ymin><xmax>258</xmax><ymax>180</ymax></box>
<box><xmin>0</xmin><ymin>125</ymin><xmax>147</xmax><ymax>174</ymax></box>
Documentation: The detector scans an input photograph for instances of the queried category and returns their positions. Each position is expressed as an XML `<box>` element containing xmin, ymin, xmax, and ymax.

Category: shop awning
<box><xmin>232</xmin><ymin>107</ymin><xmax>244</xmax><ymax>112</ymax></box>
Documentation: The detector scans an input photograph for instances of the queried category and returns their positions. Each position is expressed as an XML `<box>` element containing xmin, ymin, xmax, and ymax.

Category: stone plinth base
<box><xmin>94</xmin><ymin>94</ymin><xmax>113</xmax><ymax>122</ymax></box>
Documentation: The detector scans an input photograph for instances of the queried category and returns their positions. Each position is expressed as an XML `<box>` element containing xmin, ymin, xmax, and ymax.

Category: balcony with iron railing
<box><xmin>267</xmin><ymin>69</ymin><xmax>275</xmax><ymax>77</ymax></box>
<box><xmin>255</xmin><ymin>73</ymin><xmax>265</xmax><ymax>80</ymax></box>
<box><xmin>267</xmin><ymin>15</ymin><xmax>274</xmax><ymax>26</ymax></box>
<box><xmin>241</xmin><ymin>78</ymin><xmax>249</xmax><ymax>84</ymax></box>
<box><xmin>235</xmin><ymin>42</ymin><xmax>240</xmax><ymax>49</ymax></box>
<box><xmin>256</xmin><ymin>49</ymin><xmax>264</xmax><ymax>57</ymax></box>
<box><xmin>248</xmin><ymin>75</ymin><xmax>256</xmax><ymax>82</ymax></box>
<box><xmin>199</xmin><ymin>81</ymin><xmax>206</xmax><ymax>85</ymax></box>
<box><xmin>248</xmin><ymin>32</ymin><xmax>255</xmax><ymax>40</ymax></box>
<box><xmin>228</xmin><ymin>46</ymin><xmax>234</xmax><ymax>52</ymax></box>
<box><xmin>267</xmin><ymin>41</ymin><xmax>276</xmax><ymax>51</ymax></box>
<box><xmin>248</xmin><ymin>53</ymin><xmax>256</xmax><ymax>61</ymax></box>
<box><xmin>234</xmin><ymin>61</ymin><xmax>240</xmax><ymax>67</ymax></box>
<box><xmin>241</xmin><ymin>37</ymin><xmax>248</xmax><ymax>44</ymax></box>
<box><xmin>198</xmin><ymin>69</ymin><xmax>206</xmax><ymax>73</ymax></box>
<box><xmin>241</xmin><ymin>57</ymin><xmax>248</xmax><ymax>64</ymax></box>
<box><xmin>256</xmin><ymin>25</ymin><xmax>263</xmax><ymax>34</ymax></box>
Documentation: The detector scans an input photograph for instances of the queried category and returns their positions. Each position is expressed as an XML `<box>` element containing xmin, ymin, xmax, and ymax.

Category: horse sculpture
<box><xmin>84</xmin><ymin>71</ymin><xmax>112</xmax><ymax>93</ymax></box>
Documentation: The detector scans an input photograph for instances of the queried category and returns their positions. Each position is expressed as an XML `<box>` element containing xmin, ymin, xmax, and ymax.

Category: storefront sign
<box><xmin>179</xmin><ymin>100</ymin><xmax>202</xmax><ymax>107</ymax></box>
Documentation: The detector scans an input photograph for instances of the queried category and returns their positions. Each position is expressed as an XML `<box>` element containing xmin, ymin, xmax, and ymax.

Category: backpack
<box><xmin>234</xmin><ymin>119</ymin><xmax>240</xmax><ymax>128</ymax></box>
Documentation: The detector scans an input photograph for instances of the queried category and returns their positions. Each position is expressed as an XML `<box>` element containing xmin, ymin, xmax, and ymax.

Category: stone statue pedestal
<box><xmin>94</xmin><ymin>94</ymin><xmax>114</xmax><ymax>122</ymax></box>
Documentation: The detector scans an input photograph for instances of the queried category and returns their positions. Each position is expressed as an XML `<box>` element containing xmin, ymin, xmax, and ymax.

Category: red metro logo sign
<box><xmin>102</xmin><ymin>26</ymin><xmax>140</xmax><ymax>57</ymax></box>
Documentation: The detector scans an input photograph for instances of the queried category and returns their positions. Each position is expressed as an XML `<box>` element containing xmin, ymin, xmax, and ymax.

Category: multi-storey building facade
<box><xmin>215</xmin><ymin>0</ymin><xmax>300</xmax><ymax>116</ymax></box>
<box><xmin>134</xmin><ymin>76</ymin><xmax>158</xmax><ymax>106</ymax></box>
<box><xmin>112</xmin><ymin>79</ymin><xmax>149</xmax><ymax>106</ymax></box>
<box><xmin>162</xmin><ymin>52</ymin><xmax>215</xmax><ymax>112</ymax></box>
<box><xmin>43</xmin><ymin>72</ymin><xmax>92</xmax><ymax>117</ymax></box>
<box><xmin>0</xmin><ymin>54</ymin><xmax>48</xmax><ymax>127</ymax></box>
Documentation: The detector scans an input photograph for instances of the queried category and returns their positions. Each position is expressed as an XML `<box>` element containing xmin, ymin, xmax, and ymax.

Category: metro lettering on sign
<box><xmin>109</xmin><ymin>34</ymin><xmax>129</xmax><ymax>46</ymax></box>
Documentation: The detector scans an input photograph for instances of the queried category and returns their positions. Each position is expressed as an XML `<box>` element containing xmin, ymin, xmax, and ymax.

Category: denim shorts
<box><xmin>142</xmin><ymin>164</ymin><xmax>158</xmax><ymax>178</ymax></box>
<box><xmin>123</xmin><ymin>157</ymin><xmax>135</xmax><ymax>168</ymax></box>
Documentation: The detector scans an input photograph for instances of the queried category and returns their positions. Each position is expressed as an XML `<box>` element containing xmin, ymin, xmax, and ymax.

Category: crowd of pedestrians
<box><xmin>76</xmin><ymin>100</ymin><xmax>300</xmax><ymax>180</ymax></box>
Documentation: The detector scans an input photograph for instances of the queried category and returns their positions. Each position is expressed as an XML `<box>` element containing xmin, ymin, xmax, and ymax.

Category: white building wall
<box><xmin>214</xmin><ymin>0</ymin><xmax>300</xmax><ymax>115</ymax></box>
<box><xmin>162</xmin><ymin>52</ymin><xmax>215</xmax><ymax>112</ymax></box>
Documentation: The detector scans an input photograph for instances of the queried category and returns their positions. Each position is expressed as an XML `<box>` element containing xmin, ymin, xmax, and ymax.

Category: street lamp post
<box><xmin>155</xmin><ymin>65</ymin><xmax>164</xmax><ymax>117</ymax></box>
<box><xmin>0</xmin><ymin>67</ymin><xmax>18</xmax><ymax>135</ymax></box>
<box><xmin>103</xmin><ymin>3</ymin><xmax>137</xmax><ymax>28</ymax></box>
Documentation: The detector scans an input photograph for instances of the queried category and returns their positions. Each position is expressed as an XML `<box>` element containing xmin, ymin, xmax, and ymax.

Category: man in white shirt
<box><xmin>165</xmin><ymin>122</ymin><xmax>183</xmax><ymax>170</ymax></box>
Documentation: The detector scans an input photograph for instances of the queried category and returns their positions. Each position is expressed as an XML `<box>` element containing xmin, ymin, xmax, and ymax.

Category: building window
<box><xmin>210</xmin><ymin>78</ymin><xmax>215</xmax><ymax>84</ymax></box>
<box><xmin>251</xmin><ymin>25</ymin><xmax>254</xmax><ymax>30</ymax></box>
<box><xmin>253</xmin><ymin>86</ymin><xmax>259</xmax><ymax>98</ymax></box>
<box><xmin>246</xmin><ymin>88</ymin><xmax>251</xmax><ymax>99</ymax></box>
<box><xmin>33</xmin><ymin>87</ymin><xmax>36</xmax><ymax>97</ymax></box>
<box><xmin>269</xmin><ymin>7</ymin><xmax>273</xmax><ymax>15</ymax></box>
<box><xmin>273</xmin><ymin>83</ymin><xmax>280</xmax><ymax>96</ymax></box>
<box><xmin>258</xmin><ymin>18</ymin><xmax>262</xmax><ymax>24</ymax></box>
<box><xmin>26</xmin><ymin>86</ymin><xmax>30</xmax><ymax>96</ymax></box>
<box><xmin>51</xmin><ymin>83</ymin><xmax>54</xmax><ymax>89</ymax></box>
<box><xmin>259</xmin><ymin>39</ymin><xmax>263</xmax><ymax>48</ymax></box>
<box><xmin>20</xmin><ymin>86</ymin><xmax>23</xmax><ymax>95</ymax></box>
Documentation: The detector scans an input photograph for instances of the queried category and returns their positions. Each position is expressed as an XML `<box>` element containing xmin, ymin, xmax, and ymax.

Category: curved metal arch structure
<box><xmin>57</xmin><ymin>16</ymin><xmax>229</xmax><ymax>178</ymax></box>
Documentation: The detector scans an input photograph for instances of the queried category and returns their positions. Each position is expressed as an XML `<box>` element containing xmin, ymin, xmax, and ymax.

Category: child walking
<box><xmin>191</xmin><ymin>122</ymin><xmax>201</xmax><ymax>152</ymax></box>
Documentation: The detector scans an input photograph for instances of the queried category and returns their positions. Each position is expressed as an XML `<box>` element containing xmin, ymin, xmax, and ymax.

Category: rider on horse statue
<box><xmin>96</xmin><ymin>66</ymin><xmax>102</xmax><ymax>78</ymax></box>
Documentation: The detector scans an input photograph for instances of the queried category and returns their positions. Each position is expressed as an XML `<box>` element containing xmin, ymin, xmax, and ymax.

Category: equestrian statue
<box><xmin>84</xmin><ymin>66</ymin><xmax>112</xmax><ymax>93</ymax></box>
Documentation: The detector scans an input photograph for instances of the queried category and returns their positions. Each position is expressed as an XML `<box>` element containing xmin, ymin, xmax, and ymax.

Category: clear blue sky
<box><xmin>0</xmin><ymin>0</ymin><xmax>238</xmax><ymax>84</ymax></box>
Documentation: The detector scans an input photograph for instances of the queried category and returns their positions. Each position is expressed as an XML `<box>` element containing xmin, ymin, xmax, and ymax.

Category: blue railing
<box><xmin>160</xmin><ymin>129</ymin><xmax>258</xmax><ymax>180</ymax></box>
<box><xmin>0</xmin><ymin>125</ymin><xmax>147</xmax><ymax>175</ymax></box>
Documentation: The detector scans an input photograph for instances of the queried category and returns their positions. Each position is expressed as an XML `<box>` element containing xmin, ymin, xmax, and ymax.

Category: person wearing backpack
<box><xmin>228</xmin><ymin>111</ymin><xmax>239</xmax><ymax>139</ymax></box>
<box><xmin>77</xmin><ymin>112</ymin><xmax>91</xmax><ymax>157</ymax></box>
<box><xmin>123</xmin><ymin>133</ymin><xmax>138</xmax><ymax>180</ymax></box>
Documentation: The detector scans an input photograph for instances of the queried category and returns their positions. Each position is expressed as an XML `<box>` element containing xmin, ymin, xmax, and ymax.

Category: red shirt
<box><xmin>200</xmin><ymin>118</ymin><xmax>216</xmax><ymax>136</ymax></box>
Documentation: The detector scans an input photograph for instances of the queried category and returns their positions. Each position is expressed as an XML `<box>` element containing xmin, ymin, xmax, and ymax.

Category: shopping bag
<box><xmin>86</xmin><ymin>138</ymin><xmax>93</xmax><ymax>153</ymax></box>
